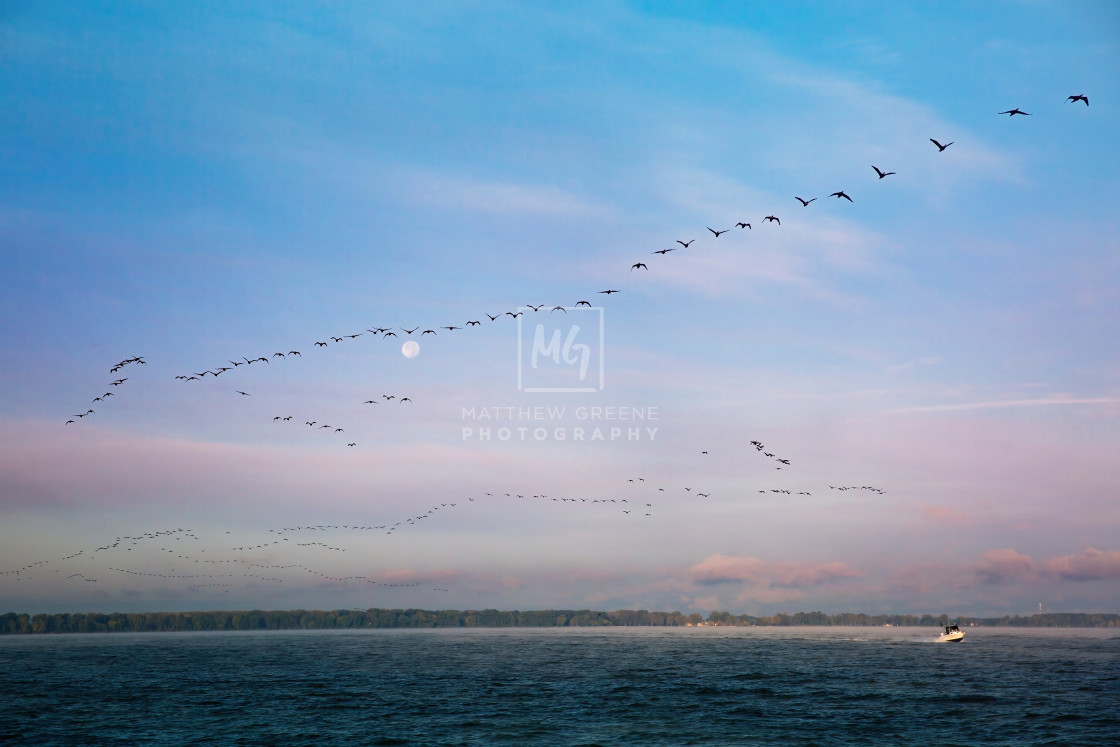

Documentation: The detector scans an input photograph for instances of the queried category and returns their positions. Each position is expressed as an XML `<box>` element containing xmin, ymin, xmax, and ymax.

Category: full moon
<box><xmin>401</xmin><ymin>340</ymin><xmax>420</xmax><ymax>359</ymax></box>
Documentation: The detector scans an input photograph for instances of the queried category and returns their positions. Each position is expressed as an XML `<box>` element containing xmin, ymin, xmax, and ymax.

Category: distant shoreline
<box><xmin>3</xmin><ymin>609</ymin><xmax>1118</xmax><ymax>634</ymax></box>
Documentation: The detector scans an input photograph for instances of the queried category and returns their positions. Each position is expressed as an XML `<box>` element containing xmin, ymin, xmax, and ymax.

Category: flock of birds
<box><xmin>64</xmin><ymin>356</ymin><xmax>144</xmax><ymax>424</ymax></box>
<box><xmin>10</xmin><ymin>430</ymin><xmax>883</xmax><ymax>593</ymax></box>
<box><xmin>33</xmin><ymin>91</ymin><xmax>1087</xmax><ymax>600</ymax></box>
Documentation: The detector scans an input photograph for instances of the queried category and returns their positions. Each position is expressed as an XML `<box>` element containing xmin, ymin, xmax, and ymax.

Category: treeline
<box><xmin>1</xmin><ymin>609</ymin><xmax>1117</xmax><ymax>634</ymax></box>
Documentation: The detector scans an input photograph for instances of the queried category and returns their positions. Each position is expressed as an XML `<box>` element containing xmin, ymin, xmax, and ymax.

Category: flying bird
<box><xmin>830</xmin><ymin>191</ymin><xmax>853</xmax><ymax>202</ymax></box>
<box><xmin>1067</xmin><ymin>94</ymin><xmax>1089</xmax><ymax>106</ymax></box>
<box><xmin>676</xmin><ymin>239</ymin><xmax>694</xmax><ymax>248</ymax></box>
<box><xmin>871</xmin><ymin>166</ymin><xmax>895</xmax><ymax>179</ymax></box>
<box><xmin>763</xmin><ymin>215</ymin><xmax>780</xmax><ymax>224</ymax></box>
<box><xmin>236</xmin><ymin>391</ymin><xmax>251</xmax><ymax>396</ymax></box>
<box><xmin>315</xmin><ymin>341</ymin><xmax>328</xmax><ymax>347</ymax></box>
<box><xmin>466</xmin><ymin>321</ymin><xmax>481</xmax><ymax>326</ymax></box>
<box><xmin>422</xmin><ymin>329</ymin><xmax>437</xmax><ymax>335</ymax></box>
<box><xmin>653</xmin><ymin>248</ymin><xmax>675</xmax><ymax>255</ymax></box>
<box><xmin>707</xmin><ymin>227</ymin><xmax>729</xmax><ymax>237</ymax></box>
<box><xmin>795</xmin><ymin>197</ymin><xmax>816</xmax><ymax>206</ymax></box>
<box><xmin>486</xmin><ymin>313</ymin><xmax>500</xmax><ymax>321</ymax></box>
<box><xmin>999</xmin><ymin>108</ymin><xmax>1031</xmax><ymax>116</ymax></box>
<box><xmin>736</xmin><ymin>222</ymin><xmax>751</xmax><ymax>229</ymax></box>
<box><xmin>599</xmin><ymin>289</ymin><xmax>620</xmax><ymax>294</ymax></box>
<box><xmin>930</xmin><ymin>139</ymin><xmax>953</xmax><ymax>151</ymax></box>
<box><xmin>551</xmin><ymin>306</ymin><xmax>566</xmax><ymax>312</ymax></box>
<box><xmin>400</xmin><ymin>327</ymin><xmax>419</xmax><ymax>335</ymax></box>
<box><xmin>631</xmin><ymin>262</ymin><xmax>648</xmax><ymax>271</ymax></box>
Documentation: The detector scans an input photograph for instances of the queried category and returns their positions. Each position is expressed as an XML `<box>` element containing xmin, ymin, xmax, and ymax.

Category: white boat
<box><xmin>936</xmin><ymin>623</ymin><xmax>965</xmax><ymax>643</ymax></box>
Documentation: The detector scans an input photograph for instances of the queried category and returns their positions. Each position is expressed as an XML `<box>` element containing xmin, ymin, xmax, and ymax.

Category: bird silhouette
<box><xmin>486</xmin><ymin>313</ymin><xmax>500</xmax><ymax>321</ymax></box>
<box><xmin>422</xmin><ymin>329</ymin><xmax>437</xmax><ymax>335</ymax></box>
<box><xmin>707</xmin><ymin>227</ymin><xmax>730</xmax><ymax>237</ymax></box>
<box><xmin>736</xmin><ymin>222</ymin><xmax>751</xmax><ymax>229</ymax></box>
<box><xmin>631</xmin><ymin>262</ymin><xmax>648</xmax><ymax>271</ymax></box>
<box><xmin>315</xmin><ymin>341</ymin><xmax>328</xmax><ymax>347</ymax></box>
<box><xmin>599</xmin><ymin>289</ymin><xmax>620</xmax><ymax>294</ymax></box>
<box><xmin>653</xmin><ymin>248</ymin><xmax>675</xmax><ymax>255</ymax></box>
<box><xmin>466</xmin><ymin>320</ymin><xmax>481</xmax><ymax>326</ymax></box>
<box><xmin>930</xmin><ymin>138</ymin><xmax>953</xmax><ymax>151</ymax></box>
<box><xmin>871</xmin><ymin>165</ymin><xmax>895</xmax><ymax>179</ymax></box>
<box><xmin>830</xmin><ymin>191</ymin><xmax>853</xmax><ymax>202</ymax></box>
<box><xmin>676</xmin><ymin>239</ymin><xmax>694</xmax><ymax>248</ymax></box>
<box><xmin>1067</xmin><ymin>94</ymin><xmax>1089</xmax><ymax>106</ymax></box>
<box><xmin>795</xmin><ymin>197</ymin><xmax>816</xmax><ymax>206</ymax></box>
<box><xmin>999</xmin><ymin>108</ymin><xmax>1031</xmax><ymax>116</ymax></box>
<box><xmin>401</xmin><ymin>327</ymin><xmax>419</xmax><ymax>335</ymax></box>
<box><xmin>763</xmin><ymin>215</ymin><xmax>780</xmax><ymax>224</ymax></box>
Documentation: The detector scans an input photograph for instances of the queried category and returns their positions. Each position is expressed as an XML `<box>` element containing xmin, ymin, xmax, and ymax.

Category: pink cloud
<box><xmin>690</xmin><ymin>555</ymin><xmax>766</xmax><ymax>584</ymax></box>
<box><xmin>1044</xmin><ymin>548</ymin><xmax>1120</xmax><ymax>581</ymax></box>
<box><xmin>767</xmin><ymin>561</ymin><xmax>863</xmax><ymax>587</ymax></box>
<box><xmin>970</xmin><ymin>548</ymin><xmax>1037</xmax><ymax>584</ymax></box>
<box><xmin>689</xmin><ymin>554</ymin><xmax>860</xmax><ymax>588</ymax></box>
<box><xmin>920</xmin><ymin>504</ymin><xmax>973</xmax><ymax>526</ymax></box>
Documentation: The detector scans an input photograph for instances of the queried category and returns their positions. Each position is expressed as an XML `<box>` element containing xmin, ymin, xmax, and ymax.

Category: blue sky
<box><xmin>2</xmin><ymin>1</ymin><xmax>1118</xmax><ymax>616</ymax></box>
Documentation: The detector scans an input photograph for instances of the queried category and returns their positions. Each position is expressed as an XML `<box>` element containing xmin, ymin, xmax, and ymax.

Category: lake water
<box><xmin>2</xmin><ymin>626</ymin><xmax>1117</xmax><ymax>745</ymax></box>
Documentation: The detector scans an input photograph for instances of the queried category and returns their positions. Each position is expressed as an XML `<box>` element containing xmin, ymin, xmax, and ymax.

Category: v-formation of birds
<box><xmin>48</xmin><ymin>93</ymin><xmax>1083</xmax><ymax>595</ymax></box>
<box><xmin>70</xmin><ymin>93</ymin><xmax>1082</xmax><ymax>432</ymax></box>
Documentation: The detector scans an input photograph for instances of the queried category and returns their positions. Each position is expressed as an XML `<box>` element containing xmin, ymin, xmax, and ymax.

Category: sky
<box><xmin>1</xmin><ymin>0</ymin><xmax>1118</xmax><ymax>617</ymax></box>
